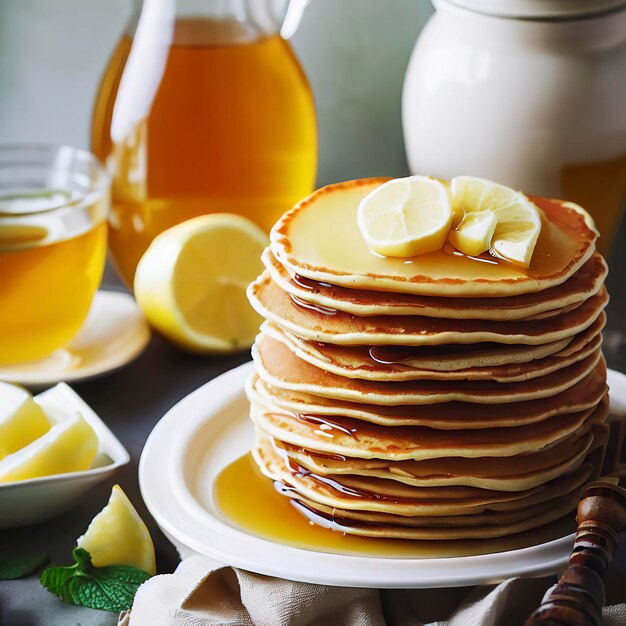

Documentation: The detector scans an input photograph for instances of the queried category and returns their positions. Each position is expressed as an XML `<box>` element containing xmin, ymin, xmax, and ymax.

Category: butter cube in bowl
<box><xmin>0</xmin><ymin>382</ymin><xmax>129</xmax><ymax>528</ymax></box>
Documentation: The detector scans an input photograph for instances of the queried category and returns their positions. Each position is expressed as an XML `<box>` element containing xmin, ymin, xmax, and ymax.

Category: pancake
<box><xmin>264</xmin><ymin>324</ymin><xmax>584</xmax><ymax>371</ymax></box>
<box><xmin>248</xmin><ymin>273</ymin><xmax>608</xmax><ymax>347</ymax></box>
<box><xmin>264</xmin><ymin>248</ymin><xmax>608</xmax><ymax>321</ymax></box>
<box><xmin>289</xmin><ymin>493</ymin><xmax>581</xmax><ymax>540</ymax></box>
<box><xmin>250</xmin><ymin>394</ymin><xmax>608</xmax><ymax>461</ymax></box>
<box><xmin>247</xmin><ymin>362</ymin><xmax>608</xmax><ymax>429</ymax></box>
<box><xmin>280</xmin><ymin>469</ymin><xmax>587</xmax><ymax>517</ymax></box>
<box><xmin>253</xmin><ymin>333</ymin><xmax>604</xmax><ymax>405</ymax></box>
<box><xmin>276</xmin><ymin>429</ymin><xmax>597</xmax><ymax>491</ymax></box>
<box><xmin>521</xmin><ymin>302</ymin><xmax>583</xmax><ymax>321</ymax></box>
<box><xmin>291</xmin><ymin>492</ymin><xmax>578</xmax><ymax>530</ymax></box>
<box><xmin>253</xmin><ymin>433</ymin><xmax>594</xmax><ymax>516</ymax></box>
<box><xmin>262</xmin><ymin>317</ymin><xmax>604</xmax><ymax>382</ymax></box>
<box><xmin>245</xmin><ymin>177</ymin><xmax>610</xmax><ymax>543</ymax></box>
<box><xmin>270</xmin><ymin>178</ymin><xmax>598</xmax><ymax>297</ymax></box>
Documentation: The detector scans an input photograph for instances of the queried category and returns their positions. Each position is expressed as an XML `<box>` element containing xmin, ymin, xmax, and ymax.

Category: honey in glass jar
<box><xmin>92</xmin><ymin>0</ymin><xmax>317</xmax><ymax>285</ymax></box>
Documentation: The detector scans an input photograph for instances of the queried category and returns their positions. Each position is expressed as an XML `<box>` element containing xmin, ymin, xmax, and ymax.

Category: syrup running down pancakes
<box><xmin>244</xmin><ymin>178</ymin><xmax>610</xmax><ymax>541</ymax></box>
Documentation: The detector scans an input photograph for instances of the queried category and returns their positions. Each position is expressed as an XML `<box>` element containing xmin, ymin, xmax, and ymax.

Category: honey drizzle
<box><xmin>294</xmin><ymin>413</ymin><xmax>358</xmax><ymax>438</ymax></box>
<box><xmin>214</xmin><ymin>452</ymin><xmax>576</xmax><ymax>559</ymax></box>
<box><xmin>368</xmin><ymin>345</ymin><xmax>427</xmax><ymax>364</ymax></box>
<box><xmin>367</xmin><ymin>343</ymin><xmax>480</xmax><ymax>364</ymax></box>
<box><xmin>289</xmin><ymin>293</ymin><xmax>338</xmax><ymax>316</ymax></box>
<box><xmin>292</xmin><ymin>273</ymin><xmax>335</xmax><ymax>291</ymax></box>
<box><xmin>275</xmin><ymin>440</ymin><xmax>347</xmax><ymax>463</ymax></box>
<box><xmin>270</xmin><ymin>441</ymin><xmax>408</xmax><ymax>503</ymax></box>
<box><xmin>442</xmin><ymin>243</ymin><xmax>500</xmax><ymax>265</ymax></box>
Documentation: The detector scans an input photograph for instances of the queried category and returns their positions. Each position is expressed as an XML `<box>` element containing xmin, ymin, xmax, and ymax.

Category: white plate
<box><xmin>0</xmin><ymin>290</ymin><xmax>150</xmax><ymax>388</ymax></box>
<box><xmin>139</xmin><ymin>362</ymin><xmax>626</xmax><ymax>588</ymax></box>
<box><xmin>0</xmin><ymin>383</ymin><xmax>130</xmax><ymax>529</ymax></box>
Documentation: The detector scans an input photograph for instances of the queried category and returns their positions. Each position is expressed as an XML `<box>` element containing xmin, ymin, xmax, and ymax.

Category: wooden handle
<box><xmin>524</xmin><ymin>480</ymin><xmax>626</xmax><ymax>626</ymax></box>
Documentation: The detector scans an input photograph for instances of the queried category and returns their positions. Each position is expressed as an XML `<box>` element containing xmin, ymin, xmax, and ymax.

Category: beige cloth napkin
<box><xmin>118</xmin><ymin>555</ymin><xmax>626</xmax><ymax>626</ymax></box>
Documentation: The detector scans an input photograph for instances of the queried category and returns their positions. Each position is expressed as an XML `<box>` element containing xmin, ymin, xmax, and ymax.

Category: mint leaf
<box><xmin>0</xmin><ymin>552</ymin><xmax>49</xmax><ymax>580</ymax></box>
<box><xmin>67</xmin><ymin>565</ymin><xmax>151</xmax><ymax>611</ymax></box>
<box><xmin>40</xmin><ymin>548</ymin><xmax>89</xmax><ymax>603</ymax></box>
<box><xmin>40</xmin><ymin>548</ymin><xmax>152</xmax><ymax>613</ymax></box>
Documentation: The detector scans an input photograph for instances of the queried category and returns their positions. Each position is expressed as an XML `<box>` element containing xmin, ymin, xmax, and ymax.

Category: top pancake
<box><xmin>270</xmin><ymin>178</ymin><xmax>598</xmax><ymax>297</ymax></box>
<box><xmin>264</xmin><ymin>248</ymin><xmax>607</xmax><ymax>321</ymax></box>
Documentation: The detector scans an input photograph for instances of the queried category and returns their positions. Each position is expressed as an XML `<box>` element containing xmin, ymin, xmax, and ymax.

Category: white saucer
<box><xmin>0</xmin><ymin>290</ymin><xmax>150</xmax><ymax>387</ymax></box>
<box><xmin>139</xmin><ymin>362</ymin><xmax>626</xmax><ymax>588</ymax></box>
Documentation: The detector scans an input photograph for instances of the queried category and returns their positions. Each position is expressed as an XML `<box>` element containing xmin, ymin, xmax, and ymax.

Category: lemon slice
<box><xmin>0</xmin><ymin>382</ymin><xmax>49</xmax><ymax>460</ymax></box>
<box><xmin>0</xmin><ymin>413</ymin><xmax>97</xmax><ymax>482</ymax></box>
<box><xmin>0</xmin><ymin>223</ymin><xmax>49</xmax><ymax>245</ymax></box>
<box><xmin>451</xmin><ymin>176</ymin><xmax>541</xmax><ymax>268</ymax></box>
<box><xmin>77</xmin><ymin>484</ymin><xmax>156</xmax><ymax>574</ymax></box>
<box><xmin>357</xmin><ymin>176</ymin><xmax>453</xmax><ymax>257</ymax></box>
<box><xmin>134</xmin><ymin>214</ymin><xmax>267</xmax><ymax>353</ymax></box>
<box><xmin>448</xmin><ymin>210</ymin><xmax>497</xmax><ymax>257</ymax></box>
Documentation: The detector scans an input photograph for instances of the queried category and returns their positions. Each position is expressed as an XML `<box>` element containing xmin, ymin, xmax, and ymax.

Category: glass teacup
<box><xmin>0</xmin><ymin>145</ymin><xmax>109</xmax><ymax>365</ymax></box>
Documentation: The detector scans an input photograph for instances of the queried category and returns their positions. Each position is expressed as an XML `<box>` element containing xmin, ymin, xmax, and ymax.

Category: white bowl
<box><xmin>0</xmin><ymin>383</ymin><xmax>130</xmax><ymax>529</ymax></box>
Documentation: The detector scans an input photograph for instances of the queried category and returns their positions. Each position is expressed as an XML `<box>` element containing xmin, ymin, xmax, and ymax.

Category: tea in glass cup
<box><xmin>0</xmin><ymin>145</ymin><xmax>109</xmax><ymax>365</ymax></box>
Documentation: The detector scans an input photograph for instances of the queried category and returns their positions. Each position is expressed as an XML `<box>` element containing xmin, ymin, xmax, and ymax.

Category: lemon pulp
<box><xmin>77</xmin><ymin>484</ymin><xmax>156</xmax><ymax>574</ymax></box>
<box><xmin>357</xmin><ymin>176</ymin><xmax>453</xmax><ymax>257</ymax></box>
<box><xmin>451</xmin><ymin>176</ymin><xmax>541</xmax><ymax>268</ymax></box>
<box><xmin>449</xmin><ymin>210</ymin><xmax>497</xmax><ymax>257</ymax></box>
<box><xmin>0</xmin><ymin>413</ymin><xmax>97</xmax><ymax>483</ymax></box>
<box><xmin>0</xmin><ymin>382</ymin><xmax>50</xmax><ymax>460</ymax></box>
<box><xmin>134</xmin><ymin>213</ymin><xmax>267</xmax><ymax>353</ymax></box>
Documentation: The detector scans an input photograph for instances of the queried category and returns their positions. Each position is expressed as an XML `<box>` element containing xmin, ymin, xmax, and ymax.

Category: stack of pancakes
<box><xmin>246</xmin><ymin>178</ymin><xmax>610</xmax><ymax>541</ymax></box>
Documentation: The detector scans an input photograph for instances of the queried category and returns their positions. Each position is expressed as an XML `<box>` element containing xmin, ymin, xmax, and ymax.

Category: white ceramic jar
<box><xmin>402</xmin><ymin>0</ymin><xmax>626</xmax><ymax>251</ymax></box>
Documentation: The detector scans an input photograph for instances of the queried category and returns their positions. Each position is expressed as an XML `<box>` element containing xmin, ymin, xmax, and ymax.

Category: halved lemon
<box><xmin>448</xmin><ymin>210</ymin><xmax>497</xmax><ymax>257</ymax></box>
<box><xmin>451</xmin><ymin>176</ymin><xmax>541</xmax><ymax>268</ymax></box>
<box><xmin>357</xmin><ymin>176</ymin><xmax>453</xmax><ymax>257</ymax></box>
<box><xmin>77</xmin><ymin>484</ymin><xmax>156</xmax><ymax>574</ymax></box>
<box><xmin>0</xmin><ymin>382</ymin><xmax>49</xmax><ymax>460</ymax></box>
<box><xmin>0</xmin><ymin>413</ymin><xmax>97</xmax><ymax>483</ymax></box>
<box><xmin>134</xmin><ymin>214</ymin><xmax>267</xmax><ymax>353</ymax></box>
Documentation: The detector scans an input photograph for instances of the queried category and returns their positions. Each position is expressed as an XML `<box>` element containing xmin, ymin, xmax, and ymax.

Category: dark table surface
<box><xmin>1</xmin><ymin>219</ymin><xmax>626</xmax><ymax>626</ymax></box>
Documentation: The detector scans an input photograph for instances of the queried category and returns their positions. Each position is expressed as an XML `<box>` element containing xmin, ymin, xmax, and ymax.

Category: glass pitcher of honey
<box><xmin>92</xmin><ymin>0</ymin><xmax>317</xmax><ymax>285</ymax></box>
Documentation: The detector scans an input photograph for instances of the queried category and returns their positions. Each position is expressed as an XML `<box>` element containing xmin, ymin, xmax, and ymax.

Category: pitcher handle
<box><xmin>280</xmin><ymin>0</ymin><xmax>311</xmax><ymax>39</ymax></box>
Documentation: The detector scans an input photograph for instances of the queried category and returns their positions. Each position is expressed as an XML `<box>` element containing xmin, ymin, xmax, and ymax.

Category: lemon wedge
<box><xmin>0</xmin><ymin>224</ymin><xmax>48</xmax><ymax>245</ymax></box>
<box><xmin>451</xmin><ymin>176</ymin><xmax>541</xmax><ymax>268</ymax></box>
<box><xmin>134</xmin><ymin>214</ymin><xmax>267</xmax><ymax>353</ymax></box>
<box><xmin>77</xmin><ymin>485</ymin><xmax>156</xmax><ymax>574</ymax></box>
<box><xmin>0</xmin><ymin>413</ymin><xmax>97</xmax><ymax>483</ymax></box>
<box><xmin>357</xmin><ymin>176</ymin><xmax>453</xmax><ymax>257</ymax></box>
<box><xmin>448</xmin><ymin>210</ymin><xmax>497</xmax><ymax>257</ymax></box>
<box><xmin>0</xmin><ymin>382</ymin><xmax>49</xmax><ymax>460</ymax></box>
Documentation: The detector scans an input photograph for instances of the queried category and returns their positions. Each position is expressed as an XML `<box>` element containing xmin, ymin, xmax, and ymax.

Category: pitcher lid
<box><xmin>439</xmin><ymin>0</ymin><xmax>626</xmax><ymax>19</ymax></box>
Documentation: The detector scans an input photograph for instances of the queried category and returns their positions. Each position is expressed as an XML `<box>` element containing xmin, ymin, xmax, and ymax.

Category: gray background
<box><xmin>0</xmin><ymin>0</ymin><xmax>435</xmax><ymax>185</ymax></box>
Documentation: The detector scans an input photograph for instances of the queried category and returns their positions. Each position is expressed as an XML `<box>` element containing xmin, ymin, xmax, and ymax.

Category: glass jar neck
<box><xmin>127</xmin><ymin>0</ymin><xmax>281</xmax><ymax>40</ymax></box>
